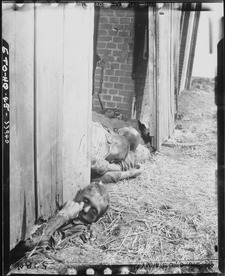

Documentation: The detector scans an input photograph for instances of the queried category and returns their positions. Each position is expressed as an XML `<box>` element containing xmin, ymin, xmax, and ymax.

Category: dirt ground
<box><xmin>9</xmin><ymin>77</ymin><xmax>218</xmax><ymax>275</ymax></box>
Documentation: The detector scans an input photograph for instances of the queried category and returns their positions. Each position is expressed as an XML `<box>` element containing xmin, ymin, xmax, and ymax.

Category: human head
<box><xmin>74</xmin><ymin>182</ymin><xmax>109</xmax><ymax>224</ymax></box>
<box><xmin>117</xmin><ymin>126</ymin><xmax>141</xmax><ymax>151</ymax></box>
<box><xmin>105</xmin><ymin>134</ymin><xmax>130</xmax><ymax>163</ymax></box>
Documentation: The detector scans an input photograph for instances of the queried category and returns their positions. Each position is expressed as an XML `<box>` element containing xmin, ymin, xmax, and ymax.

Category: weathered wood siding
<box><xmin>2</xmin><ymin>3</ymin><xmax>94</xmax><ymax>249</ymax></box>
<box><xmin>179</xmin><ymin>7</ymin><xmax>196</xmax><ymax>92</ymax></box>
<box><xmin>135</xmin><ymin>4</ymin><xmax>182</xmax><ymax>150</ymax></box>
<box><xmin>147</xmin><ymin>4</ymin><xmax>178</xmax><ymax>149</ymax></box>
<box><xmin>62</xmin><ymin>4</ymin><xmax>93</xmax><ymax>202</ymax></box>
<box><xmin>35</xmin><ymin>4</ymin><xmax>65</xmax><ymax>220</ymax></box>
<box><xmin>2</xmin><ymin>3</ymin><xmax>36</xmax><ymax>247</ymax></box>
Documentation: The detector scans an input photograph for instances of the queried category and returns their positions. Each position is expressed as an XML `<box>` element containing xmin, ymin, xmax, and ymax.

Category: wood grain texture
<box><xmin>148</xmin><ymin>6</ymin><xmax>157</xmax><ymax>142</ymax></box>
<box><xmin>179</xmin><ymin>8</ymin><xmax>195</xmax><ymax>92</ymax></box>
<box><xmin>156</xmin><ymin>4</ymin><xmax>176</xmax><ymax>148</ymax></box>
<box><xmin>62</xmin><ymin>3</ymin><xmax>94</xmax><ymax>202</ymax></box>
<box><xmin>35</xmin><ymin>3</ymin><xmax>64</xmax><ymax>220</ymax></box>
<box><xmin>2</xmin><ymin>3</ymin><xmax>36</xmax><ymax>249</ymax></box>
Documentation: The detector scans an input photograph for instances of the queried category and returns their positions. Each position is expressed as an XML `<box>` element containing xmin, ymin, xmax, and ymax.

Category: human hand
<box><xmin>108</xmin><ymin>163</ymin><xmax>122</xmax><ymax>171</ymax></box>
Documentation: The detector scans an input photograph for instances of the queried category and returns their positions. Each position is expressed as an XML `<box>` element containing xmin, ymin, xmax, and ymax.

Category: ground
<box><xmin>9</xmin><ymin>77</ymin><xmax>218</xmax><ymax>274</ymax></box>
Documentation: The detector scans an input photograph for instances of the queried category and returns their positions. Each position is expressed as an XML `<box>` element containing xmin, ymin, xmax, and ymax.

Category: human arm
<box><xmin>24</xmin><ymin>201</ymin><xmax>84</xmax><ymax>248</ymax></box>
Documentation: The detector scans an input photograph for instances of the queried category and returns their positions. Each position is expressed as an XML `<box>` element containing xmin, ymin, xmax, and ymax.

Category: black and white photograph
<box><xmin>2</xmin><ymin>1</ymin><xmax>224</xmax><ymax>275</ymax></box>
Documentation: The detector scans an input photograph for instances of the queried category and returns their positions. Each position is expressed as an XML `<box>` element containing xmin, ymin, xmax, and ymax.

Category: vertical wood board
<box><xmin>2</xmin><ymin>3</ymin><xmax>36</xmax><ymax>249</ymax></box>
<box><xmin>35</xmin><ymin>4</ymin><xmax>64</xmax><ymax>219</ymax></box>
<box><xmin>158</xmin><ymin>4</ymin><xmax>170</xmax><ymax>145</ymax></box>
<box><xmin>179</xmin><ymin>9</ymin><xmax>195</xmax><ymax>92</ymax></box>
<box><xmin>62</xmin><ymin>4</ymin><xmax>94</xmax><ymax>202</ymax></box>
<box><xmin>147</xmin><ymin>6</ymin><xmax>156</xmax><ymax>139</ymax></box>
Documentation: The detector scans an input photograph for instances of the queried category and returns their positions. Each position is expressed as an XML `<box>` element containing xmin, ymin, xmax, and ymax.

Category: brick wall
<box><xmin>92</xmin><ymin>7</ymin><xmax>135</xmax><ymax>120</ymax></box>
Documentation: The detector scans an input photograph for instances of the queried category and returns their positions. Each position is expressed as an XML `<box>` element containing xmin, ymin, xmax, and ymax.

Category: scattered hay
<box><xmin>9</xmin><ymin>78</ymin><xmax>218</xmax><ymax>274</ymax></box>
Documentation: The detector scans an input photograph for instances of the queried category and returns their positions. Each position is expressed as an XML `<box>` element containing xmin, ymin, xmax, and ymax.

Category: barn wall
<box><xmin>156</xmin><ymin>3</ymin><xmax>175</xmax><ymax>148</ymax></box>
<box><xmin>179</xmin><ymin>8</ymin><xmax>195</xmax><ymax>92</ymax></box>
<box><xmin>35</xmin><ymin>4</ymin><xmax>65</xmax><ymax>220</ymax></box>
<box><xmin>3</xmin><ymin>3</ymin><xmax>94</xmax><ymax>249</ymax></box>
<box><xmin>135</xmin><ymin>6</ymin><xmax>155</xmax><ymax>137</ymax></box>
<box><xmin>62</xmin><ymin>4</ymin><xmax>93</xmax><ymax>202</ymax></box>
<box><xmin>2</xmin><ymin>3</ymin><xmax>36</xmax><ymax>247</ymax></box>
<box><xmin>134</xmin><ymin>4</ymin><xmax>179</xmax><ymax>149</ymax></box>
<box><xmin>92</xmin><ymin>7</ymin><xmax>135</xmax><ymax>120</ymax></box>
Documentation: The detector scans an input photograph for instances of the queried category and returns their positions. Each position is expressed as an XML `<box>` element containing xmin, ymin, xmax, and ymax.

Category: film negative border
<box><xmin>2</xmin><ymin>1</ymin><xmax>224</xmax><ymax>276</ymax></box>
<box><xmin>2</xmin><ymin>39</ymin><xmax>10</xmax><ymax>276</ymax></box>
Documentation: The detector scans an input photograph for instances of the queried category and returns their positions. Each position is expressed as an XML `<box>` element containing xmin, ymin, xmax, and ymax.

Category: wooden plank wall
<box><xmin>156</xmin><ymin>3</ymin><xmax>175</xmax><ymax>149</ymax></box>
<box><xmin>2</xmin><ymin>3</ymin><xmax>36</xmax><ymax>247</ymax></box>
<box><xmin>172</xmin><ymin>7</ymin><xmax>182</xmax><ymax>115</ymax></box>
<box><xmin>179</xmin><ymin>7</ymin><xmax>195</xmax><ymax>92</ymax></box>
<box><xmin>148</xmin><ymin>6</ymin><xmax>157</xmax><ymax>148</ymax></box>
<box><xmin>35</xmin><ymin>4</ymin><xmax>64</xmax><ymax>220</ymax></box>
<box><xmin>3</xmin><ymin>3</ymin><xmax>94</xmax><ymax>249</ymax></box>
<box><xmin>62</xmin><ymin>4</ymin><xmax>93</xmax><ymax>202</ymax></box>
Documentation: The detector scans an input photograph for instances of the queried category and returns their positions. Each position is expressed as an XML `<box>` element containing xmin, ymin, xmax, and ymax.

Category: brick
<box><xmin>106</xmin><ymin>101</ymin><xmax>116</xmax><ymax>108</ymax></box>
<box><xmin>125</xmin><ymin>10</ymin><xmax>135</xmax><ymax>16</ymax></box>
<box><xmin>117</xmin><ymin>103</ymin><xmax>131</xmax><ymax>110</ymax></box>
<box><xmin>102</xmin><ymin>94</ymin><xmax>112</xmax><ymax>101</ymax></box>
<box><xmin>125</xmin><ymin>71</ymin><xmax>133</xmax><ymax>78</ymax></box>
<box><xmin>115</xmin><ymin>10</ymin><xmax>126</xmax><ymax>17</ymax></box>
<box><xmin>98</xmin><ymin>30</ymin><xmax>107</xmax><ymax>36</ymax></box>
<box><xmin>105</xmin><ymin>69</ymin><xmax>115</xmax><ymax>76</ymax></box>
<box><xmin>117</xmin><ymin>44</ymin><xmax>128</xmax><ymax>51</ymax></box>
<box><xmin>115</xmin><ymin>70</ymin><xmax>126</xmax><ymax>77</ymax></box>
<box><xmin>110</xmin><ymin>76</ymin><xmax>119</xmax><ymax>82</ymax></box>
<box><xmin>128</xmin><ymin>43</ymin><xmax>134</xmax><ymax>51</ymax></box>
<box><xmin>101</xmin><ymin>9</ymin><xmax>115</xmax><ymax>17</ymax></box>
<box><xmin>106</xmin><ymin>56</ymin><xmax>115</xmax><ymax>62</ymax></box>
<box><xmin>110</xmin><ymin>63</ymin><xmax>120</xmax><ymax>70</ymax></box>
<box><xmin>95</xmin><ymin>75</ymin><xmax>101</xmax><ymax>81</ymax></box>
<box><xmin>118</xmin><ymin>31</ymin><xmax>129</xmax><ymax>37</ymax></box>
<box><xmin>119</xmin><ymin>90</ymin><xmax>133</xmax><ymax>97</ymax></box>
<box><xmin>101</xmin><ymin>88</ymin><xmax>107</xmax><ymax>94</ymax></box>
<box><xmin>107</xmin><ymin>30</ymin><xmax>119</xmax><ymax>37</ymax></box>
<box><xmin>98</xmin><ymin>49</ymin><xmax>112</xmax><ymax>56</ymax></box>
<box><xmin>99</xmin><ymin>17</ymin><xmax>109</xmax><ymax>23</ymax></box>
<box><xmin>93</xmin><ymin>99</ymin><xmax>101</xmax><ymax>106</ymax></box>
<box><xmin>113</xmin><ymin>96</ymin><xmax>122</xmax><ymax>102</ymax></box>
<box><xmin>108</xmin><ymin>89</ymin><xmax>118</xmax><ymax>95</ymax></box>
<box><xmin>95</xmin><ymin>68</ymin><xmax>101</xmax><ymax>75</ymax></box>
<box><xmin>107</xmin><ymin>43</ymin><xmax>117</xmax><ymax>49</ymax></box>
<box><xmin>98</xmin><ymin>36</ymin><xmax>112</xmax><ymax>42</ymax></box>
<box><xmin>92</xmin><ymin>94</ymin><xmax>99</xmax><ymax>101</ymax></box>
<box><xmin>109</xmin><ymin>17</ymin><xmax>120</xmax><ymax>24</ymax></box>
<box><xmin>112</xmin><ymin>50</ymin><xmax>123</xmax><ymax>57</ymax></box>
<box><xmin>121</xmin><ymin>64</ymin><xmax>133</xmax><ymax>71</ymax></box>
<box><xmin>117</xmin><ymin>56</ymin><xmax>126</xmax><ymax>63</ymax></box>
<box><xmin>103</xmin><ymin>82</ymin><xmax>114</xmax><ymax>88</ymax></box>
<box><xmin>99</xmin><ymin>24</ymin><xmax>112</xmax><ymax>30</ymax></box>
<box><xmin>104</xmin><ymin>76</ymin><xmax>109</xmax><ymax>82</ymax></box>
<box><xmin>112</xmin><ymin>37</ymin><xmax>123</xmax><ymax>43</ymax></box>
<box><xmin>124</xmin><ymin>84</ymin><xmax>135</xmax><ymax>90</ymax></box>
<box><xmin>124</xmin><ymin>37</ymin><xmax>132</xmax><ymax>44</ymax></box>
<box><xmin>97</xmin><ymin>42</ymin><xmax>107</xmax><ymax>49</ymax></box>
<box><xmin>122</xmin><ymin>97</ymin><xmax>132</xmax><ymax>104</ymax></box>
<box><xmin>126</xmin><ymin>58</ymin><xmax>134</xmax><ymax>65</ymax></box>
<box><xmin>114</xmin><ymin>83</ymin><xmax>124</xmax><ymax>89</ymax></box>
<box><xmin>98</xmin><ymin>99</ymin><xmax>107</xmax><ymax>107</ymax></box>
<box><xmin>120</xmin><ymin>18</ymin><xmax>131</xmax><ymax>24</ymax></box>
<box><xmin>120</xmin><ymin>77</ymin><xmax>134</xmax><ymax>84</ymax></box>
